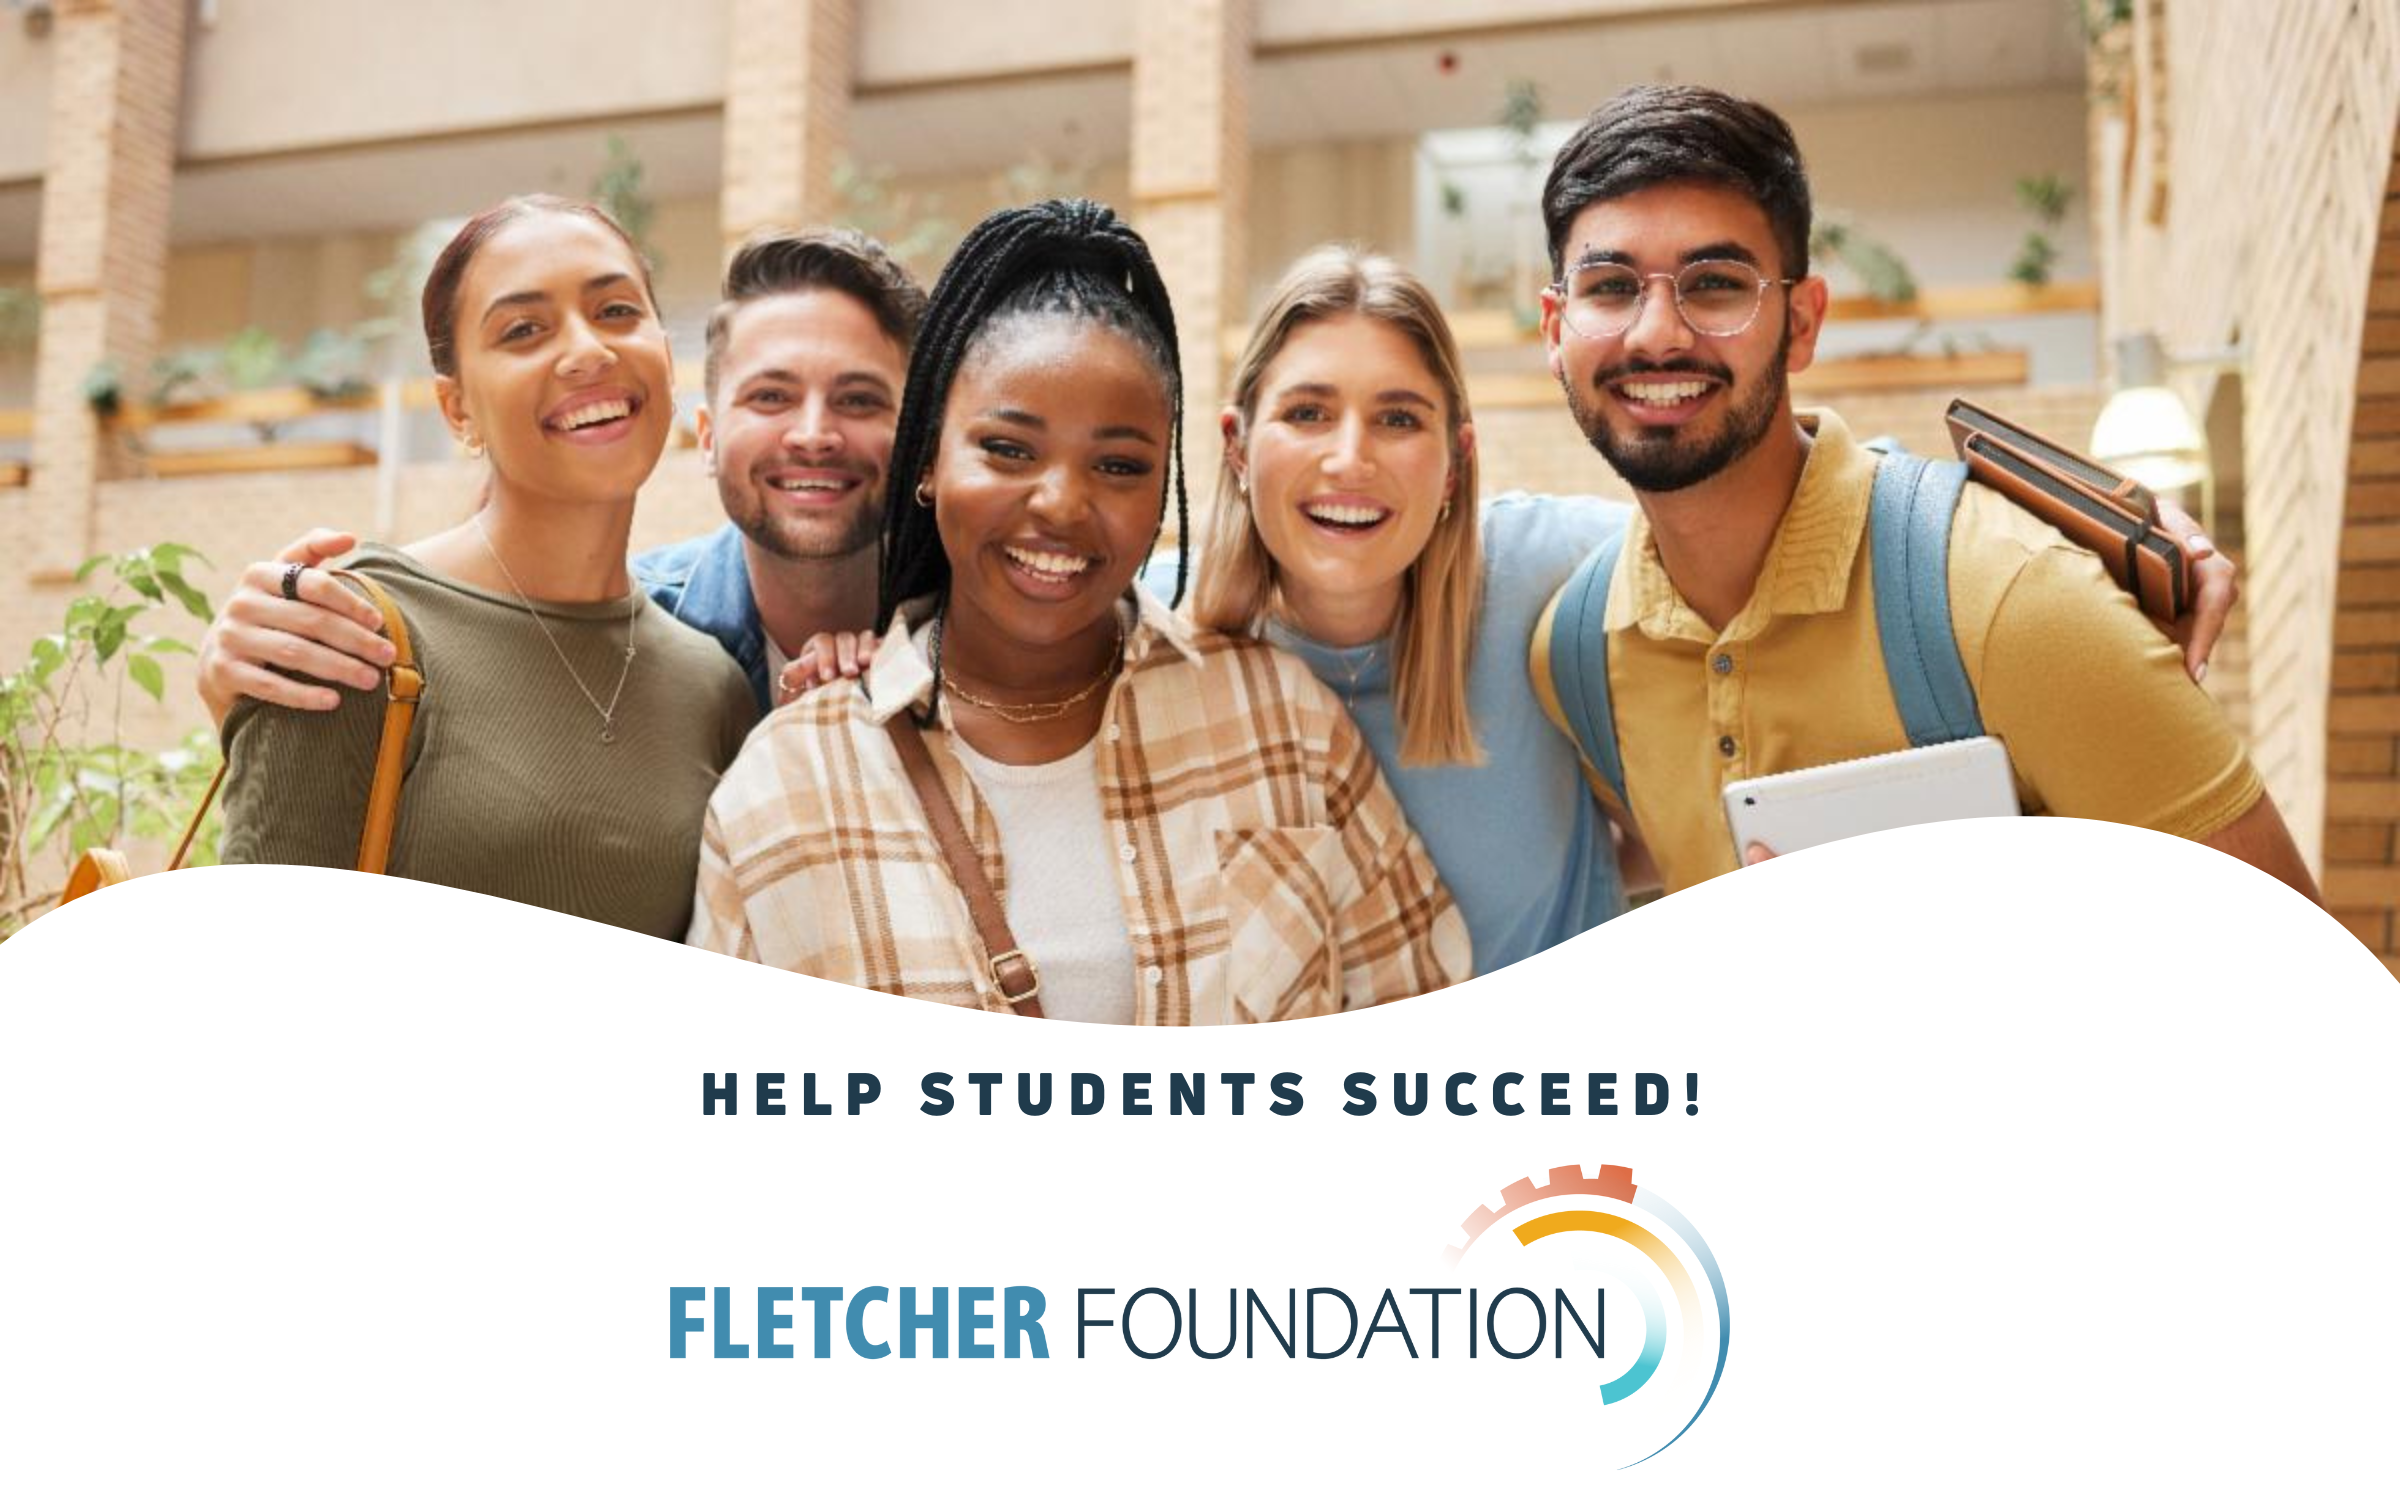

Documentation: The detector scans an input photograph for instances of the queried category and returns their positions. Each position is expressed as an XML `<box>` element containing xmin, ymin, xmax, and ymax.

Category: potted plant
<box><xmin>2009</xmin><ymin>174</ymin><xmax>2073</xmax><ymax>288</ymax></box>
<box><xmin>81</xmin><ymin>358</ymin><xmax>123</xmax><ymax>419</ymax></box>
<box><xmin>147</xmin><ymin>347</ymin><xmax>212</xmax><ymax>408</ymax></box>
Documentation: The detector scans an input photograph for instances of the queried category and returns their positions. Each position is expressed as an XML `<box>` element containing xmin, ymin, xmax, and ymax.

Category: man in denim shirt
<box><xmin>634</xmin><ymin>228</ymin><xmax>924</xmax><ymax>715</ymax></box>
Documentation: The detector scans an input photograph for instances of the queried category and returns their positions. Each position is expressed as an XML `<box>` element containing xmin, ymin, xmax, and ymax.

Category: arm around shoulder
<box><xmin>196</xmin><ymin>537</ymin><xmax>395</xmax><ymax>725</ymax></box>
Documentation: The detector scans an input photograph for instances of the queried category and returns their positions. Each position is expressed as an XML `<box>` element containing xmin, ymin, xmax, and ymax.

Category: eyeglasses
<box><xmin>1551</xmin><ymin>259</ymin><xmax>1798</xmax><ymax>339</ymax></box>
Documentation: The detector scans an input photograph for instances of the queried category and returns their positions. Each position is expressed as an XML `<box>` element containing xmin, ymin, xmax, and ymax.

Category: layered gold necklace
<box><xmin>936</xmin><ymin>614</ymin><xmax>1125</xmax><ymax>724</ymax></box>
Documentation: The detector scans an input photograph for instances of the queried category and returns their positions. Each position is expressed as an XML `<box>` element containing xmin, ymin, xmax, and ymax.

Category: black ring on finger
<box><xmin>280</xmin><ymin>562</ymin><xmax>306</xmax><ymax>602</ymax></box>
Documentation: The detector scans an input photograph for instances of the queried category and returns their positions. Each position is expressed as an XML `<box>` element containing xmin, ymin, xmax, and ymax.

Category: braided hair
<box><xmin>877</xmin><ymin>199</ymin><xmax>1190</xmax><ymax>640</ymax></box>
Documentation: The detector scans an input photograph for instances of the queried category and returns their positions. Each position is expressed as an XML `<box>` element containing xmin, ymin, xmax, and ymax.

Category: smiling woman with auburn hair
<box><xmin>690</xmin><ymin>199</ymin><xmax>1466</xmax><ymax>1021</ymax></box>
<box><xmin>215</xmin><ymin>195</ymin><xmax>755</xmax><ymax>938</ymax></box>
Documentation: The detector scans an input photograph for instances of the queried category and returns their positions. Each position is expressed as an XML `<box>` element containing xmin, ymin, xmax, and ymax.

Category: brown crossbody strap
<box><xmin>885</xmin><ymin>714</ymin><xmax>1045</xmax><ymax>1017</ymax></box>
<box><xmin>165</xmin><ymin>567</ymin><xmax>423</xmax><ymax>874</ymax></box>
<box><xmin>339</xmin><ymin>570</ymin><xmax>422</xmax><ymax>872</ymax></box>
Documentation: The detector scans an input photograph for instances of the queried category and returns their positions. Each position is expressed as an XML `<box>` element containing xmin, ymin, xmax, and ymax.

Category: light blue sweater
<box><xmin>1153</xmin><ymin>493</ymin><xmax>1631</xmax><ymax>974</ymax></box>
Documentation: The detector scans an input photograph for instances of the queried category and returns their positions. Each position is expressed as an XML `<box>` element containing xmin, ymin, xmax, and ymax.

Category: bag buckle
<box><xmin>989</xmin><ymin>947</ymin><xmax>1042</xmax><ymax>1006</ymax></box>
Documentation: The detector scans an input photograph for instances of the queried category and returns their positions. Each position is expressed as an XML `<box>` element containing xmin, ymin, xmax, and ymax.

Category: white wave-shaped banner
<box><xmin>1</xmin><ymin>818</ymin><xmax>2391</xmax><ymax>1495</ymax></box>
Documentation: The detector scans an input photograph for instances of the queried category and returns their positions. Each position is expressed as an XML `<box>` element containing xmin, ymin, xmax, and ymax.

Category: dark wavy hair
<box><xmin>877</xmin><ymin>198</ymin><xmax>1189</xmax><ymax>649</ymax></box>
<box><xmin>703</xmin><ymin>227</ymin><xmax>927</xmax><ymax>398</ymax></box>
<box><xmin>1542</xmin><ymin>85</ymin><xmax>1812</xmax><ymax>280</ymax></box>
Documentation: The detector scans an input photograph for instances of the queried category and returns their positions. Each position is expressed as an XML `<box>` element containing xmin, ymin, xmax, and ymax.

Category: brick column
<box><xmin>2323</xmin><ymin>133</ymin><xmax>2400</xmax><ymax>970</ymax></box>
<box><xmin>1130</xmin><ymin>0</ymin><xmax>1250</xmax><ymax>532</ymax></box>
<box><xmin>720</xmin><ymin>0</ymin><xmax>855</xmax><ymax>258</ymax></box>
<box><xmin>26</xmin><ymin>0</ymin><xmax>187</xmax><ymax>580</ymax></box>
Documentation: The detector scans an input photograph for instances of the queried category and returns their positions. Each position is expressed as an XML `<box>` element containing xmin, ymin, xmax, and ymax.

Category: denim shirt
<box><xmin>632</xmin><ymin>523</ymin><xmax>773</xmax><ymax>716</ymax></box>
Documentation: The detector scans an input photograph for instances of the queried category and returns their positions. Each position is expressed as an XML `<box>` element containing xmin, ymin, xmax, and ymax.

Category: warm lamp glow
<box><xmin>2092</xmin><ymin>333</ymin><xmax>2212</xmax><ymax>498</ymax></box>
<box><xmin>2091</xmin><ymin>385</ymin><xmax>2210</xmax><ymax>492</ymax></box>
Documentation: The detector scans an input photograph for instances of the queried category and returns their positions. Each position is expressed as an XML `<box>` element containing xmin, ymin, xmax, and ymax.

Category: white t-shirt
<box><xmin>949</xmin><ymin>733</ymin><xmax>1139</xmax><ymax>1025</ymax></box>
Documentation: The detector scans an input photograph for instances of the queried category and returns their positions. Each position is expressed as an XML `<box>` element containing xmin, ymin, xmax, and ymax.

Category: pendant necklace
<box><xmin>474</xmin><ymin>515</ymin><xmax>640</xmax><ymax>744</ymax></box>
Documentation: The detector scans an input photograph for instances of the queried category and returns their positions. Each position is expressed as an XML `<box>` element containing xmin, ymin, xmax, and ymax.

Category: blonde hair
<box><xmin>1196</xmin><ymin>245</ymin><xmax>1485</xmax><ymax>766</ymax></box>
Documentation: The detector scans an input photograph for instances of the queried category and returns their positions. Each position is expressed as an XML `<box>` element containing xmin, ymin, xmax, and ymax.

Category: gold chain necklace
<box><xmin>937</xmin><ymin>614</ymin><xmax>1125</xmax><ymax>724</ymax></box>
<box><xmin>474</xmin><ymin>515</ymin><xmax>640</xmax><ymax>744</ymax></box>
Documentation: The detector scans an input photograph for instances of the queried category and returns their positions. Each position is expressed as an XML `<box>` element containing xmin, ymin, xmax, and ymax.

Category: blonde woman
<box><xmin>1196</xmin><ymin>247</ymin><xmax>1631</xmax><ymax>973</ymax></box>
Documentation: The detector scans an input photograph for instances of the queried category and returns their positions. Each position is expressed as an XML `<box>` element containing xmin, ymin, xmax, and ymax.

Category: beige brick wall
<box><xmin>2324</xmin><ymin>139</ymin><xmax>2400</xmax><ymax>962</ymax></box>
<box><xmin>1131</xmin><ymin>0</ymin><xmax>1251</xmax><ymax>517</ymax></box>
<box><xmin>1243</xmin><ymin>139</ymin><xmax>1416</xmax><ymax>314</ymax></box>
<box><xmin>720</xmin><ymin>0</ymin><xmax>856</xmax><ymax>256</ymax></box>
<box><xmin>2100</xmin><ymin>0</ymin><xmax>2400</xmax><ymax>897</ymax></box>
<box><xmin>27</xmin><ymin>0</ymin><xmax>187</xmax><ymax>578</ymax></box>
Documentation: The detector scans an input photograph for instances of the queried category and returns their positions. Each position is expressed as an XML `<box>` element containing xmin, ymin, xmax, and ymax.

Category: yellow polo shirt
<box><xmin>1532</xmin><ymin>410</ymin><xmax>2265</xmax><ymax>893</ymax></box>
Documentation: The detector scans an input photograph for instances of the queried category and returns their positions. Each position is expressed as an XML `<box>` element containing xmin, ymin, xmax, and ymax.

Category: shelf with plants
<box><xmin>81</xmin><ymin>324</ymin><xmax>385</xmax><ymax>478</ymax></box>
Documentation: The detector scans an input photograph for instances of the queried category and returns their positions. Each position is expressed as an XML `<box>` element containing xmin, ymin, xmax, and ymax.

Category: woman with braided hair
<box><xmin>689</xmin><ymin>199</ymin><xmax>1467</xmax><ymax>1021</ymax></box>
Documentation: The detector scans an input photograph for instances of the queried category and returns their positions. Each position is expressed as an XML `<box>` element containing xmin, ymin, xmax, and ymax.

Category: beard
<box><xmin>729</xmin><ymin>467</ymin><xmax>884</xmax><ymax>562</ymax></box>
<box><xmin>1566</xmin><ymin>324</ymin><xmax>1792</xmax><ymax>494</ymax></box>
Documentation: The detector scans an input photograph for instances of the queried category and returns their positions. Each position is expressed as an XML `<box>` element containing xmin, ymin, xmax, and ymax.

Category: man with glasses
<box><xmin>1529</xmin><ymin>84</ymin><xmax>2318</xmax><ymax>899</ymax></box>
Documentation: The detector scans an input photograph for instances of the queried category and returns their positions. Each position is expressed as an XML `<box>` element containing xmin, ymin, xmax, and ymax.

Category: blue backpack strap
<box><xmin>1867</xmin><ymin>447</ymin><xmax>1984</xmax><ymax>745</ymax></box>
<box><xmin>1545</xmin><ymin>527</ymin><xmax>1632</xmax><ymax>809</ymax></box>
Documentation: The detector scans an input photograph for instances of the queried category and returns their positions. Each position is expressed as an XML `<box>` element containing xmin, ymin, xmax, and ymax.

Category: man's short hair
<box><xmin>702</xmin><ymin>227</ymin><xmax>928</xmax><ymax>397</ymax></box>
<box><xmin>1542</xmin><ymin>85</ymin><xmax>1812</xmax><ymax>281</ymax></box>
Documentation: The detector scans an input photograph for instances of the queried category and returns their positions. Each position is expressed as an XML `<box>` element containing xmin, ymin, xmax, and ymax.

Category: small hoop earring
<box><xmin>1439</xmin><ymin>498</ymin><xmax>1453</xmax><ymax>521</ymax></box>
<box><xmin>915</xmin><ymin>483</ymin><xmax>935</xmax><ymax>509</ymax></box>
<box><xmin>463</xmin><ymin>434</ymin><xmax>484</xmax><ymax>458</ymax></box>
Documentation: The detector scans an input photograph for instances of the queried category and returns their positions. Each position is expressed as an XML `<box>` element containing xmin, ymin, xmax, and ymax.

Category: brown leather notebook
<box><xmin>1944</xmin><ymin>398</ymin><xmax>2190</xmax><ymax>622</ymax></box>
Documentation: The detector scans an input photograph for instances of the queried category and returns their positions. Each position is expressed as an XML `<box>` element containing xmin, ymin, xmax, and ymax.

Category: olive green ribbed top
<box><xmin>219</xmin><ymin>544</ymin><xmax>757</xmax><ymax>940</ymax></box>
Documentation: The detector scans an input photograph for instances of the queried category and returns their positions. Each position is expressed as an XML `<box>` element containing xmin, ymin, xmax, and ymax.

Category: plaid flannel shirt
<box><xmin>688</xmin><ymin>589</ymin><xmax>1469</xmax><ymax>1022</ymax></box>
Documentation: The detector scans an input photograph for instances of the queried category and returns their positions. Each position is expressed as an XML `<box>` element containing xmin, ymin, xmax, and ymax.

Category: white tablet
<box><xmin>1722</xmin><ymin>736</ymin><xmax>2019</xmax><ymax>861</ymax></box>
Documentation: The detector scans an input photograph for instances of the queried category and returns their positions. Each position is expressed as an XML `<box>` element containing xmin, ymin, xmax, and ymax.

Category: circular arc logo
<box><xmin>1444</xmin><ymin>1163</ymin><xmax>1730</xmax><ymax>1467</ymax></box>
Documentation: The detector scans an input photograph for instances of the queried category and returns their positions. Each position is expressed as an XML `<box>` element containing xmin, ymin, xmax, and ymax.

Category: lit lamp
<box><xmin>2091</xmin><ymin>332</ymin><xmax>2216</xmax><ymax>529</ymax></box>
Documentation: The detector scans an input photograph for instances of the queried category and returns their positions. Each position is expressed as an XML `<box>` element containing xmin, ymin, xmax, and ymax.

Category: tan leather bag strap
<box><xmin>885</xmin><ymin>713</ymin><xmax>1044</xmax><ymax>1017</ymax></box>
<box><xmin>338</xmin><ymin>570</ymin><xmax>422</xmax><ymax>873</ymax></box>
<box><xmin>59</xmin><ymin>847</ymin><xmax>132</xmax><ymax>904</ymax></box>
<box><xmin>161</xmin><ymin>566</ymin><xmax>423</xmax><ymax>875</ymax></box>
<box><xmin>164</xmin><ymin>761</ymin><xmax>229</xmax><ymax>872</ymax></box>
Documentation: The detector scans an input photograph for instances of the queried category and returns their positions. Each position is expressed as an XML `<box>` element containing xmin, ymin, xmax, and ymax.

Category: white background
<box><xmin>3</xmin><ymin>818</ymin><xmax>2392</xmax><ymax>1495</ymax></box>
